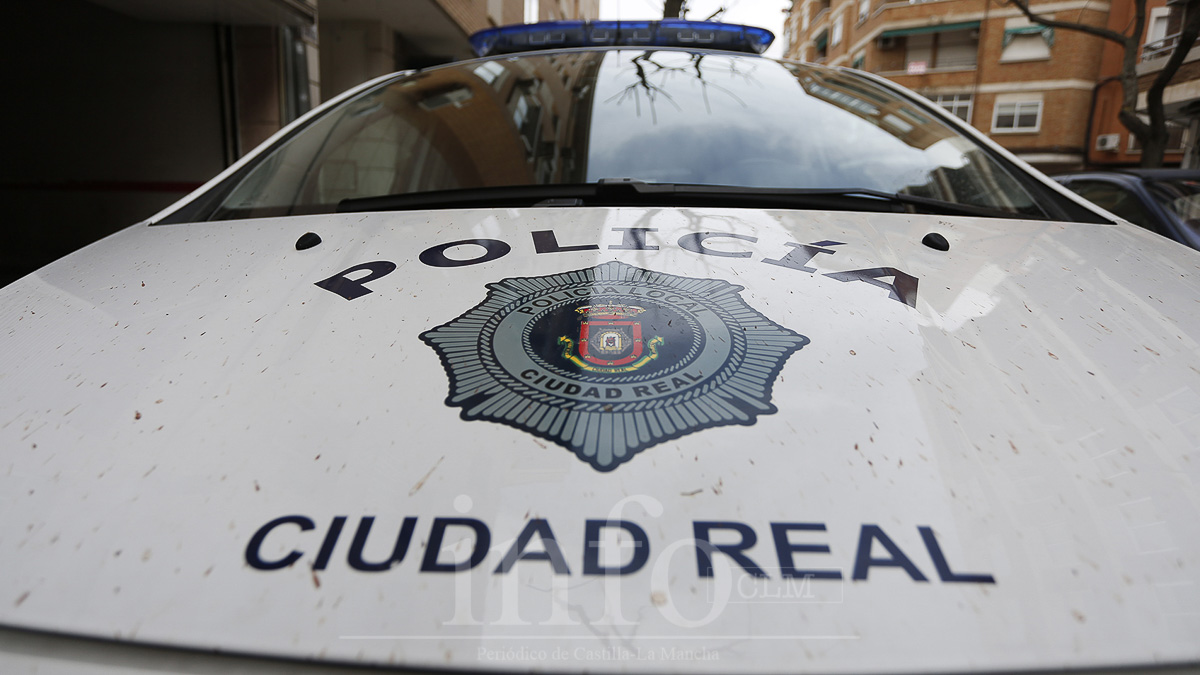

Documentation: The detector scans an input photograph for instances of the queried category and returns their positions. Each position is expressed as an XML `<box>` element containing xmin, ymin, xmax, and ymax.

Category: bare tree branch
<box><xmin>1115</xmin><ymin>0</ymin><xmax>1150</xmax><ymax>149</ymax></box>
<box><xmin>1006</xmin><ymin>0</ymin><xmax>1129</xmax><ymax>45</ymax></box>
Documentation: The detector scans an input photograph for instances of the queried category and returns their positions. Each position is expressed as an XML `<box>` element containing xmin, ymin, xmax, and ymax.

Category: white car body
<box><xmin>1</xmin><ymin>42</ymin><xmax>1197</xmax><ymax>674</ymax></box>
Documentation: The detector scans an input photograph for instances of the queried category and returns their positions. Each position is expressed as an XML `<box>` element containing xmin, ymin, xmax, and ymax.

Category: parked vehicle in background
<box><xmin>1055</xmin><ymin>168</ymin><xmax>1200</xmax><ymax>250</ymax></box>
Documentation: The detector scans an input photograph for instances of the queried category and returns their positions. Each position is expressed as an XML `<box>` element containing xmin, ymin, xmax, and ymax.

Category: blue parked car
<box><xmin>1055</xmin><ymin>168</ymin><xmax>1200</xmax><ymax>250</ymax></box>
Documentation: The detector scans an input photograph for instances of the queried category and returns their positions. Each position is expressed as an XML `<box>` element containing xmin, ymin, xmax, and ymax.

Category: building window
<box><xmin>859</xmin><ymin>0</ymin><xmax>870</xmax><ymax>22</ymax></box>
<box><xmin>933</xmin><ymin>94</ymin><xmax>973</xmax><ymax>122</ymax></box>
<box><xmin>905</xmin><ymin>28</ymin><xmax>978</xmax><ymax>71</ymax></box>
<box><xmin>801</xmin><ymin>2</ymin><xmax>810</xmax><ymax>30</ymax></box>
<box><xmin>1146</xmin><ymin>7</ymin><xmax>1170</xmax><ymax>45</ymax></box>
<box><xmin>1128</xmin><ymin>119</ymin><xmax>1188</xmax><ymax>152</ymax></box>
<box><xmin>905</xmin><ymin>33</ymin><xmax>933</xmax><ymax>72</ymax></box>
<box><xmin>1143</xmin><ymin>7</ymin><xmax>1176</xmax><ymax>60</ymax></box>
<box><xmin>851</xmin><ymin>51</ymin><xmax>866</xmax><ymax>69</ymax></box>
<box><xmin>831</xmin><ymin>13</ymin><xmax>844</xmax><ymax>46</ymax></box>
<box><xmin>936</xmin><ymin>28</ymin><xmax>979</xmax><ymax>67</ymax></box>
<box><xmin>1001</xmin><ymin>18</ymin><xmax>1053</xmax><ymax>62</ymax></box>
<box><xmin>992</xmin><ymin>99</ymin><xmax>1042</xmax><ymax>133</ymax></box>
<box><xmin>1001</xmin><ymin>33</ymin><xmax>1051</xmax><ymax>61</ymax></box>
<box><xmin>815</xmin><ymin>30</ymin><xmax>829</xmax><ymax>61</ymax></box>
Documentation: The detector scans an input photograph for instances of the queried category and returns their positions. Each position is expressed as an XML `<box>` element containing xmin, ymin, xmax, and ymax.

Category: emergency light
<box><xmin>469</xmin><ymin>20</ymin><xmax>775</xmax><ymax>57</ymax></box>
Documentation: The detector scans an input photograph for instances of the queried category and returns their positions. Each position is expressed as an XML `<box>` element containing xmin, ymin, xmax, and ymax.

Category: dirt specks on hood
<box><xmin>409</xmin><ymin>456</ymin><xmax>445</xmax><ymax>496</ymax></box>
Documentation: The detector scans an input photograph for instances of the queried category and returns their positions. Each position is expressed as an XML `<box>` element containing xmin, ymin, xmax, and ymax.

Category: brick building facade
<box><xmin>782</xmin><ymin>0</ymin><xmax>1114</xmax><ymax>173</ymax></box>
<box><xmin>1089</xmin><ymin>0</ymin><xmax>1195</xmax><ymax>167</ymax></box>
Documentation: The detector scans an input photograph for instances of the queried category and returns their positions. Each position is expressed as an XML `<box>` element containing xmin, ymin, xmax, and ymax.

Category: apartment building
<box><xmin>782</xmin><ymin>0</ymin><xmax>1111</xmax><ymax>173</ymax></box>
<box><xmin>1089</xmin><ymin>0</ymin><xmax>1194</xmax><ymax>167</ymax></box>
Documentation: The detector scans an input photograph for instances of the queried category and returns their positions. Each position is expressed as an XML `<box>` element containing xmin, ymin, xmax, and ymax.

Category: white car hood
<box><xmin>1</xmin><ymin>206</ymin><xmax>1198</xmax><ymax>672</ymax></box>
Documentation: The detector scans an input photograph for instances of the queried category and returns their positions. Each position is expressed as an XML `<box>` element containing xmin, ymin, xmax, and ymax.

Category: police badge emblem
<box><xmin>420</xmin><ymin>262</ymin><xmax>808</xmax><ymax>471</ymax></box>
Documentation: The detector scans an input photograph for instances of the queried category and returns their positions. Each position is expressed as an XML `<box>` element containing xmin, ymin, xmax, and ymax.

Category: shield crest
<box><xmin>580</xmin><ymin>319</ymin><xmax>643</xmax><ymax>366</ymax></box>
<box><xmin>573</xmin><ymin>303</ymin><xmax>647</xmax><ymax>368</ymax></box>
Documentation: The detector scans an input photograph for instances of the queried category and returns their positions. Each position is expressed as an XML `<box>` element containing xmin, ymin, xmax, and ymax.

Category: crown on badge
<box><xmin>575</xmin><ymin>303</ymin><xmax>646</xmax><ymax>320</ymax></box>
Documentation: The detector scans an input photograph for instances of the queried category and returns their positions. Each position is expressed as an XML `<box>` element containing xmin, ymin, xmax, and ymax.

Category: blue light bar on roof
<box><xmin>469</xmin><ymin>20</ymin><xmax>775</xmax><ymax>57</ymax></box>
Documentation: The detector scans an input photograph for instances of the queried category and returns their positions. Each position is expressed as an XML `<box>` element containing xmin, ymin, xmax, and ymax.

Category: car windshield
<box><xmin>1148</xmin><ymin>177</ymin><xmax>1200</xmax><ymax>232</ymax></box>
<box><xmin>207</xmin><ymin>49</ymin><xmax>1042</xmax><ymax>220</ymax></box>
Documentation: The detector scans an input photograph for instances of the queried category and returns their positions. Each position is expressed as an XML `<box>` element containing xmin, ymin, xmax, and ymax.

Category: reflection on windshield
<box><xmin>603</xmin><ymin>52</ymin><xmax>750</xmax><ymax>123</ymax></box>
<box><xmin>211</xmin><ymin>49</ymin><xmax>1039</xmax><ymax>220</ymax></box>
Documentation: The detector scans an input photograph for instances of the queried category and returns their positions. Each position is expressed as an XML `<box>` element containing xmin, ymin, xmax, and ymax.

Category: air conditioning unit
<box><xmin>878</xmin><ymin>35</ymin><xmax>897</xmax><ymax>49</ymax></box>
<box><xmin>1095</xmin><ymin>133</ymin><xmax>1121</xmax><ymax>152</ymax></box>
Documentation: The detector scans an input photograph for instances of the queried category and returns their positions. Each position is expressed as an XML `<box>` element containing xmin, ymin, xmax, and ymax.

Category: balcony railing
<box><xmin>1142</xmin><ymin>33</ymin><xmax>1182</xmax><ymax>61</ymax></box>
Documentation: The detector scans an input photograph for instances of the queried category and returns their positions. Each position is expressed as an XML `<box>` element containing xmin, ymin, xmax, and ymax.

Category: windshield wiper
<box><xmin>336</xmin><ymin>180</ymin><xmax>1044</xmax><ymax>220</ymax></box>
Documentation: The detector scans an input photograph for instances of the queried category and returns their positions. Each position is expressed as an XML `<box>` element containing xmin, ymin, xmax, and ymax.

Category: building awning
<box><xmin>1003</xmin><ymin>25</ymin><xmax>1055</xmax><ymax>47</ymax></box>
<box><xmin>879</xmin><ymin>21</ymin><xmax>980</xmax><ymax>39</ymax></box>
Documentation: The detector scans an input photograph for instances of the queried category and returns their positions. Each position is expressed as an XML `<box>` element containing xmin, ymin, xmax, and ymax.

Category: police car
<box><xmin>1</xmin><ymin>19</ymin><xmax>1198</xmax><ymax>674</ymax></box>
